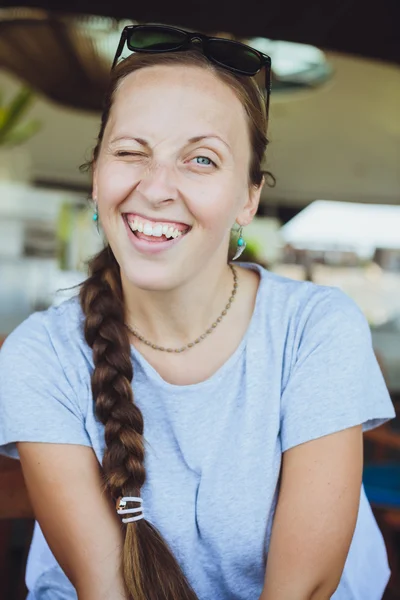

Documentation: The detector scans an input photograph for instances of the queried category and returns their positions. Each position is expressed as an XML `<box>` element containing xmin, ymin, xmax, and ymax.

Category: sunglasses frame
<box><xmin>112</xmin><ymin>24</ymin><xmax>271</xmax><ymax>113</ymax></box>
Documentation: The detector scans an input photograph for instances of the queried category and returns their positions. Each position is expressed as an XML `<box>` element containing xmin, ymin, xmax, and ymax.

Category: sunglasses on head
<box><xmin>112</xmin><ymin>24</ymin><xmax>271</xmax><ymax>116</ymax></box>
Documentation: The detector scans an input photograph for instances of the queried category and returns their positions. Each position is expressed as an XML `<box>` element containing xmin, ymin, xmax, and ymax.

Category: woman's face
<box><xmin>93</xmin><ymin>64</ymin><xmax>263</xmax><ymax>291</ymax></box>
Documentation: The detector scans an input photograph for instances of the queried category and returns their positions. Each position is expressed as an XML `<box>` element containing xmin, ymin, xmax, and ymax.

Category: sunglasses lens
<box><xmin>207</xmin><ymin>40</ymin><xmax>261</xmax><ymax>74</ymax></box>
<box><xmin>129</xmin><ymin>27</ymin><xmax>187</xmax><ymax>51</ymax></box>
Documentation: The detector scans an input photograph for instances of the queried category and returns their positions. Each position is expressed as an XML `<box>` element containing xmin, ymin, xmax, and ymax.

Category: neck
<box><xmin>122</xmin><ymin>262</ymin><xmax>236</xmax><ymax>348</ymax></box>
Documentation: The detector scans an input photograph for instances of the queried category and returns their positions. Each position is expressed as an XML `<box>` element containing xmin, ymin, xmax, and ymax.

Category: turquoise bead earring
<box><xmin>92</xmin><ymin>201</ymin><xmax>99</xmax><ymax>233</ymax></box>
<box><xmin>232</xmin><ymin>225</ymin><xmax>246</xmax><ymax>260</ymax></box>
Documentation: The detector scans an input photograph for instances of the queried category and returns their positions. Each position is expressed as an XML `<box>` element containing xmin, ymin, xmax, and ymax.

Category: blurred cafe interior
<box><xmin>0</xmin><ymin>1</ymin><xmax>399</xmax><ymax>598</ymax></box>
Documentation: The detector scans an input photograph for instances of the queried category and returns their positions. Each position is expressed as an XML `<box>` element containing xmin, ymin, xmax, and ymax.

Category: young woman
<box><xmin>0</xmin><ymin>24</ymin><xmax>395</xmax><ymax>600</ymax></box>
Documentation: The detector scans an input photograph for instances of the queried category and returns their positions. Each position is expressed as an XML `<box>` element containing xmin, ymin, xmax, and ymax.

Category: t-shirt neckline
<box><xmin>130</xmin><ymin>262</ymin><xmax>266</xmax><ymax>393</ymax></box>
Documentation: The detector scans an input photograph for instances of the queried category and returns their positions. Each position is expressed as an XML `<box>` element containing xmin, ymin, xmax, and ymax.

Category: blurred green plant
<box><xmin>0</xmin><ymin>87</ymin><xmax>41</xmax><ymax>147</ymax></box>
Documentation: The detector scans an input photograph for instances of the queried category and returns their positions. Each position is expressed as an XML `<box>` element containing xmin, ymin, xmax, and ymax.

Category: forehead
<box><xmin>108</xmin><ymin>64</ymin><xmax>249</xmax><ymax>144</ymax></box>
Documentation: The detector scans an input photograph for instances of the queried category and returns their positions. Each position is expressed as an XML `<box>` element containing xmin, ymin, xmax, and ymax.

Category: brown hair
<box><xmin>79</xmin><ymin>50</ymin><xmax>269</xmax><ymax>600</ymax></box>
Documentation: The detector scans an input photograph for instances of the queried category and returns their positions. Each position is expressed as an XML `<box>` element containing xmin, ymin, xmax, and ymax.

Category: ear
<box><xmin>92</xmin><ymin>164</ymin><xmax>98</xmax><ymax>201</ymax></box>
<box><xmin>236</xmin><ymin>176</ymin><xmax>265</xmax><ymax>227</ymax></box>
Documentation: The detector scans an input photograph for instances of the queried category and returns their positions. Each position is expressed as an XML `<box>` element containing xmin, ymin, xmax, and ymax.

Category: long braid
<box><xmin>79</xmin><ymin>246</ymin><xmax>199</xmax><ymax>600</ymax></box>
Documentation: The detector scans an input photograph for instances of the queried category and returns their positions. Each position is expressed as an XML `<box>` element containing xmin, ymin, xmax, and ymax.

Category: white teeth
<box><xmin>152</xmin><ymin>224</ymin><xmax>163</xmax><ymax>237</ymax></box>
<box><xmin>127</xmin><ymin>217</ymin><xmax>187</xmax><ymax>239</ymax></box>
<box><xmin>143</xmin><ymin>223</ymin><xmax>153</xmax><ymax>235</ymax></box>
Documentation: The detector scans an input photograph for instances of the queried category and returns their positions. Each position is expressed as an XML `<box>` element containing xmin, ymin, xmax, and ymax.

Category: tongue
<box><xmin>135</xmin><ymin>231</ymin><xmax>169</xmax><ymax>242</ymax></box>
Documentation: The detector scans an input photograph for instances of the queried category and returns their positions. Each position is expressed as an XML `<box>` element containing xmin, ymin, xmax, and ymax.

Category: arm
<box><xmin>260</xmin><ymin>425</ymin><xmax>363</xmax><ymax>600</ymax></box>
<box><xmin>17</xmin><ymin>442</ymin><xmax>128</xmax><ymax>600</ymax></box>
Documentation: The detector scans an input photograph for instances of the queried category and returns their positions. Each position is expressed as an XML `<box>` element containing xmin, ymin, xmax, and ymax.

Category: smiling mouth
<box><xmin>123</xmin><ymin>214</ymin><xmax>191</xmax><ymax>244</ymax></box>
<box><xmin>124</xmin><ymin>214</ymin><xmax>191</xmax><ymax>243</ymax></box>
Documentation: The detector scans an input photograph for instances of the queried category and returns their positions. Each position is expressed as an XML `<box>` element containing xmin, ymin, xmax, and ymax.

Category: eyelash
<box><xmin>114</xmin><ymin>151</ymin><xmax>217</xmax><ymax>167</ymax></box>
<box><xmin>115</xmin><ymin>151</ymin><xmax>142</xmax><ymax>157</ymax></box>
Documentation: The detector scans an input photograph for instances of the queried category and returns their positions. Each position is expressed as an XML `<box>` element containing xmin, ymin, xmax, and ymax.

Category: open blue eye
<box><xmin>194</xmin><ymin>156</ymin><xmax>214</xmax><ymax>166</ymax></box>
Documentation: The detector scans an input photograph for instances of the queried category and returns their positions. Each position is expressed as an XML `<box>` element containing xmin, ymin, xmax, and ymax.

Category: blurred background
<box><xmin>0</xmin><ymin>1</ymin><xmax>399</xmax><ymax>598</ymax></box>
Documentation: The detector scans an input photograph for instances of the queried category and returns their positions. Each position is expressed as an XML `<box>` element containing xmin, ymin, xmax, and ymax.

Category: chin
<box><xmin>120</xmin><ymin>258</ymin><xmax>182</xmax><ymax>293</ymax></box>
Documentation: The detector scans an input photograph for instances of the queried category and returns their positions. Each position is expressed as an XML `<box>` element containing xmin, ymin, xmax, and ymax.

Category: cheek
<box><xmin>97</xmin><ymin>161</ymin><xmax>139</xmax><ymax>205</ymax></box>
<box><xmin>187</xmin><ymin>181</ymin><xmax>238</xmax><ymax>233</ymax></box>
<box><xmin>196</xmin><ymin>171</ymin><xmax>247</xmax><ymax>213</ymax></box>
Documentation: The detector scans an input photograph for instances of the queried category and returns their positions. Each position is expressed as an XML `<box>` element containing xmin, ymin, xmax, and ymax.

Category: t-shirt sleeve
<box><xmin>0</xmin><ymin>312</ymin><xmax>91</xmax><ymax>459</ymax></box>
<box><xmin>280</xmin><ymin>286</ymin><xmax>396</xmax><ymax>452</ymax></box>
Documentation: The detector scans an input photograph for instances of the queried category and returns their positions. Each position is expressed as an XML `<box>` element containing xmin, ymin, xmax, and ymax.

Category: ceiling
<box><xmin>0</xmin><ymin>10</ymin><xmax>334</xmax><ymax>112</ymax></box>
<box><xmin>1</xmin><ymin>0</ymin><xmax>399</xmax><ymax>64</ymax></box>
<box><xmin>0</xmin><ymin>2</ymin><xmax>398</xmax><ymax>209</ymax></box>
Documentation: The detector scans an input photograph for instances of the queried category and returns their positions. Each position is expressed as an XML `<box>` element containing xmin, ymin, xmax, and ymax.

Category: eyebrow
<box><xmin>188</xmin><ymin>135</ymin><xmax>231</xmax><ymax>151</ymax></box>
<box><xmin>109</xmin><ymin>134</ymin><xmax>231</xmax><ymax>151</ymax></box>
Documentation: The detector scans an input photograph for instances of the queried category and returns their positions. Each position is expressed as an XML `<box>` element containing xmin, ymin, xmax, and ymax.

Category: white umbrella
<box><xmin>281</xmin><ymin>200</ymin><xmax>400</xmax><ymax>259</ymax></box>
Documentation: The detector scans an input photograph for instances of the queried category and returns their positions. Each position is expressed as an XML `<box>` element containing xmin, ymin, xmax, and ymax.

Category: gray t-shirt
<box><xmin>0</xmin><ymin>263</ymin><xmax>395</xmax><ymax>600</ymax></box>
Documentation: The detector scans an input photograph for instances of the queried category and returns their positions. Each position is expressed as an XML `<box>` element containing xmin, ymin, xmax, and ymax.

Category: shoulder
<box><xmin>0</xmin><ymin>294</ymin><xmax>92</xmax><ymax>392</ymax></box>
<box><xmin>0</xmin><ymin>295</ymin><xmax>94</xmax><ymax>457</ymax></box>
<box><xmin>1</xmin><ymin>294</ymin><xmax>85</xmax><ymax>356</ymax></box>
<box><xmin>251</xmin><ymin>262</ymin><xmax>365</xmax><ymax>334</ymax></box>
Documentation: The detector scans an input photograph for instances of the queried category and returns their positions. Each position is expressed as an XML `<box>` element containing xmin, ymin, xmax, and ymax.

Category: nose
<box><xmin>136</xmin><ymin>163</ymin><xmax>179</xmax><ymax>206</ymax></box>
